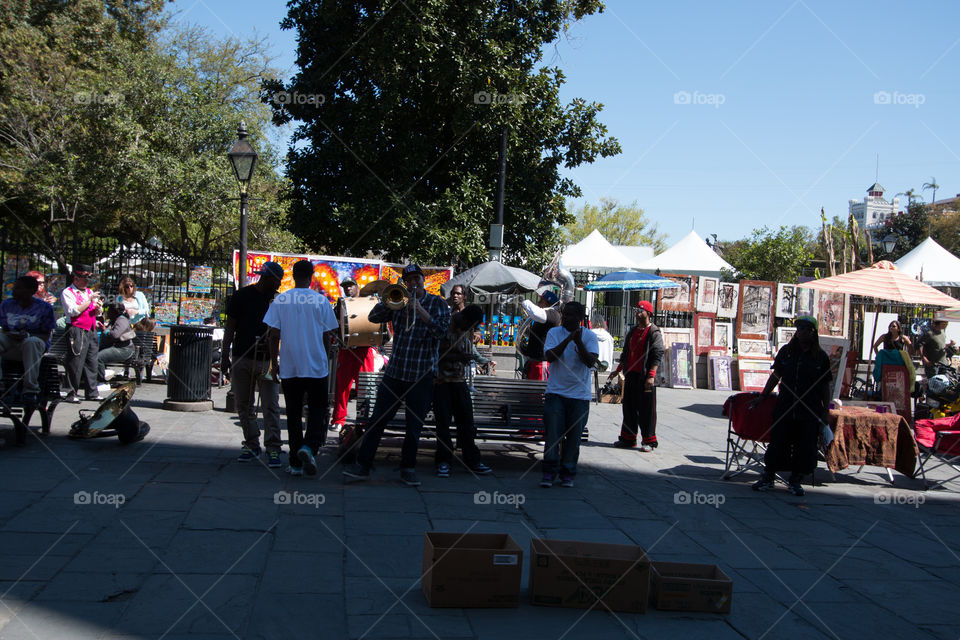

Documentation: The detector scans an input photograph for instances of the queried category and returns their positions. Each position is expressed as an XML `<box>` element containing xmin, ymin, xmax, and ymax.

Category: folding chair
<box><xmin>914</xmin><ymin>413</ymin><xmax>960</xmax><ymax>489</ymax></box>
<box><xmin>721</xmin><ymin>392</ymin><xmax>777</xmax><ymax>480</ymax></box>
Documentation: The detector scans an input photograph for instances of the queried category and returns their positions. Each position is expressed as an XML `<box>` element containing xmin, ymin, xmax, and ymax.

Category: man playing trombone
<box><xmin>343</xmin><ymin>264</ymin><xmax>450</xmax><ymax>486</ymax></box>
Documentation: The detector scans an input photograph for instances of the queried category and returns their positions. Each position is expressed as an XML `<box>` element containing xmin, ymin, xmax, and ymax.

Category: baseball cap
<box><xmin>401</xmin><ymin>264</ymin><xmax>424</xmax><ymax>278</ymax></box>
<box><xmin>341</xmin><ymin>276</ymin><xmax>358</xmax><ymax>288</ymax></box>
<box><xmin>637</xmin><ymin>300</ymin><xmax>654</xmax><ymax>313</ymax></box>
<box><xmin>540</xmin><ymin>291</ymin><xmax>559</xmax><ymax>305</ymax></box>
<box><xmin>795</xmin><ymin>315</ymin><xmax>818</xmax><ymax>331</ymax></box>
<box><xmin>256</xmin><ymin>261</ymin><xmax>284</xmax><ymax>280</ymax></box>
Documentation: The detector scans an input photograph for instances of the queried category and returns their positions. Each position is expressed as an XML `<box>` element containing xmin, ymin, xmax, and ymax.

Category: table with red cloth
<box><xmin>825</xmin><ymin>406</ymin><xmax>918</xmax><ymax>478</ymax></box>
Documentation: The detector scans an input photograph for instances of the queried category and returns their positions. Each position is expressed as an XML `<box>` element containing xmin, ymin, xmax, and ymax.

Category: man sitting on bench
<box><xmin>0</xmin><ymin>276</ymin><xmax>56</xmax><ymax>409</ymax></box>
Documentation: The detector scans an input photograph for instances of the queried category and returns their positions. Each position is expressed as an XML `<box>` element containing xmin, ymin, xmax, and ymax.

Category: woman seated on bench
<box><xmin>98</xmin><ymin>302</ymin><xmax>136</xmax><ymax>382</ymax></box>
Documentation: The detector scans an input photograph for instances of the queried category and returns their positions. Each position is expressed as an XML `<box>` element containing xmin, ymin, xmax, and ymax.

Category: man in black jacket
<box><xmin>609</xmin><ymin>300</ymin><xmax>665</xmax><ymax>451</ymax></box>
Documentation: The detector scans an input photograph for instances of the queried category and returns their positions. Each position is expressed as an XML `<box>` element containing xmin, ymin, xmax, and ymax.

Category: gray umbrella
<box><xmin>441</xmin><ymin>261</ymin><xmax>542</xmax><ymax>296</ymax></box>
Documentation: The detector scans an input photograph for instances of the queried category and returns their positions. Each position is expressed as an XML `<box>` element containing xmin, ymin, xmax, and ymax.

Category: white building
<box><xmin>849</xmin><ymin>183</ymin><xmax>900</xmax><ymax>230</ymax></box>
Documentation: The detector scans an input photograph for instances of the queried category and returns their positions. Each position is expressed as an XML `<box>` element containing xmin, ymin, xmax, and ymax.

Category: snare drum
<box><xmin>339</xmin><ymin>296</ymin><xmax>390</xmax><ymax>348</ymax></box>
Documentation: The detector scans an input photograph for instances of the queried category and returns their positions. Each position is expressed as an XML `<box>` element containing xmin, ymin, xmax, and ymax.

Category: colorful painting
<box><xmin>658</xmin><ymin>273</ymin><xmax>696</xmax><ymax>312</ymax></box>
<box><xmin>155</xmin><ymin>301</ymin><xmax>179</xmax><ymax>325</ymax></box>
<box><xmin>179</xmin><ymin>297</ymin><xmax>217</xmax><ymax>325</ymax></box>
<box><xmin>817</xmin><ymin>292</ymin><xmax>848</xmax><ymax>338</ymax></box>
<box><xmin>381</xmin><ymin>264</ymin><xmax>453</xmax><ymax>297</ymax></box>
<box><xmin>188</xmin><ymin>265</ymin><xmax>213</xmax><ymax>293</ymax></box>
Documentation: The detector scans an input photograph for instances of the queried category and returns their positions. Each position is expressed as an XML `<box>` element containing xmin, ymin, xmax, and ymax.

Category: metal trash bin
<box><xmin>166</xmin><ymin>325</ymin><xmax>214</xmax><ymax>403</ymax></box>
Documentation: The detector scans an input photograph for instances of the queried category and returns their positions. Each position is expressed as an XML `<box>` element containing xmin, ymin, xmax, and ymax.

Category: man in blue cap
<box><xmin>222</xmin><ymin>261</ymin><xmax>284</xmax><ymax>467</ymax></box>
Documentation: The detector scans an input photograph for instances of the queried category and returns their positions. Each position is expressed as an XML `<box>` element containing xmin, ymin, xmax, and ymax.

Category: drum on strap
<box><xmin>339</xmin><ymin>296</ymin><xmax>390</xmax><ymax>348</ymax></box>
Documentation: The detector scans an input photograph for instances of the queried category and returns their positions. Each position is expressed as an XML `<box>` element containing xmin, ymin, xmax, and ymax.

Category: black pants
<box><xmin>357</xmin><ymin>374</ymin><xmax>434</xmax><ymax>469</ymax></box>
<box><xmin>65</xmin><ymin>325</ymin><xmax>98</xmax><ymax>396</ymax></box>
<box><xmin>619</xmin><ymin>372</ymin><xmax>657</xmax><ymax>446</ymax></box>
<box><xmin>764</xmin><ymin>412</ymin><xmax>818</xmax><ymax>477</ymax></box>
<box><xmin>433</xmin><ymin>381</ymin><xmax>481</xmax><ymax>467</ymax></box>
<box><xmin>281</xmin><ymin>377</ymin><xmax>328</xmax><ymax>466</ymax></box>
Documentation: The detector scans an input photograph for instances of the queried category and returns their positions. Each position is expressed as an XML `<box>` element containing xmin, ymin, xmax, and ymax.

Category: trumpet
<box><xmin>381</xmin><ymin>283</ymin><xmax>410</xmax><ymax>310</ymax></box>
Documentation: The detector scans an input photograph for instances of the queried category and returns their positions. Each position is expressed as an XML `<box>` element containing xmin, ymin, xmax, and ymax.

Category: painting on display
<box><xmin>737</xmin><ymin>338</ymin><xmax>771</xmax><ymax>357</ymax></box>
<box><xmin>708</xmin><ymin>356</ymin><xmax>733</xmax><ymax>391</ymax></box>
<box><xmin>694</xmin><ymin>312</ymin><xmax>715</xmax><ymax>355</ymax></box>
<box><xmin>717</xmin><ymin>282</ymin><xmax>739</xmax><ymax>319</ymax></box>
<box><xmin>795</xmin><ymin>286</ymin><xmax>818</xmax><ymax>317</ymax></box>
<box><xmin>658</xmin><ymin>273</ymin><xmax>696</xmax><ymax>313</ymax></box>
<box><xmin>775</xmin><ymin>326</ymin><xmax>796</xmax><ymax>348</ymax></box>
<box><xmin>670</xmin><ymin>343</ymin><xmax>695</xmax><ymax>389</ymax></box>
<box><xmin>817</xmin><ymin>292</ymin><xmax>848</xmax><ymax>338</ymax></box>
<box><xmin>775</xmin><ymin>283</ymin><xmax>796</xmax><ymax>319</ymax></box>
<box><xmin>714</xmin><ymin>322</ymin><xmax>733</xmax><ymax>355</ymax></box>
<box><xmin>232</xmin><ymin>250</ymin><xmax>383</xmax><ymax>302</ymax></box>
<box><xmin>737</xmin><ymin>280</ymin><xmax>775</xmax><ymax>339</ymax></box>
<box><xmin>657</xmin><ymin>328</ymin><xmax>695</xmax><ymax>388</ymax></box>
<box><xmin>188</xmin><ymin>266</ymin><xmax>213</xmax><ymax>293</ymax></box>
<box><xmin>155</xmin><ymin>301</ymin><xmax>179</xmax><ymax>325</ymax></box>
<box><xmin>738</xmin><ymin>358</ymin><xmax>773</xmax><ymax>392</ymax></box>
<box><xmin>381</xmin><ymin>264</ymin><xmax>454</xmax><ymax>297</ymax></box>
<box><xmin>696</xmin><ymin>276</ymin><xmax>719</xmax><ymax>313</ymax></box>
<box><xmin>179</xmin><ymin>297</ymin><xmax>217</xmax><ymax>325</ymax></box>
<box><xmin>819</xmin><ymin>336</ymin><xmax>850</xmax><ymax>399</ymax></box>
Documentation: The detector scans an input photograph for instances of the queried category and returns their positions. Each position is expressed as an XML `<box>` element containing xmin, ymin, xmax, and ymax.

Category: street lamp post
<box><xmin>227</xmin><ymin>122</ymin><xmax>258</xmax><ymax>287</ymax></box>
<box><xmin>882</xmin><ymin>233</ymin><xmax>898</xmax><ymax>255</ymax></box>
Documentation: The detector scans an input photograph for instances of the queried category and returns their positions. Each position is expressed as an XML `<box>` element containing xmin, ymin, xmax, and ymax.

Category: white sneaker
<box><xmin>104</xmin><ymin>369</ymin><xmax>116</xmax><ymax>381</ymax></box>
<box><xmin>97</xmin><ymin>383</ymin><xmax>112</xmax><ymax>395</ymax></box>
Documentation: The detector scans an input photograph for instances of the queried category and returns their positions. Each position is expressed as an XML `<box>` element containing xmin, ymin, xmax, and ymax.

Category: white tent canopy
<box><xmin>634</xmin><ymin>229</ymin><xmax>734</xmax><ymax>277</ymax></box>
<box><xmin>560</xmin><ymin>229</ymin><xmax>642</xmax><ymax>272</ymax></box>
<box><xmin>614</xmin><ymin>245</ymin><xmax>655</xmax><ymax>266</ymax></box>
<box><xmin>893</xmin><ymin>237</ymin><xmax>960</xmax><ymax>287</ymax></box>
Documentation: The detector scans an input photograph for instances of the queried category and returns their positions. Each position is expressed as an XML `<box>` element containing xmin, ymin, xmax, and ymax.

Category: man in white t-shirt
<box><xmin>540</xmin><ymin>301</ymin><xmax>599</xmax><ymax>489</ymax></box>
<box><xmin>263</xmin><ymin>260</ymin><xmax>339</xmax><ymax>476</ymax></box>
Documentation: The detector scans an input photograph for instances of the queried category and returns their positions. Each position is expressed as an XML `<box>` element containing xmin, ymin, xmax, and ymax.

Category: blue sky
<box><xmin>171</xmin><ymin>0</ymin><xmax>960</xmax><ymax>246</ymax></box>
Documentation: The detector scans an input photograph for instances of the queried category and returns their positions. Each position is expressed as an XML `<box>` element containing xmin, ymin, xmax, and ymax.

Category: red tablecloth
<box><xmin>826</xmin><ymin>406</ymin><xmax>917</xmax><ymax>477</ymax></box>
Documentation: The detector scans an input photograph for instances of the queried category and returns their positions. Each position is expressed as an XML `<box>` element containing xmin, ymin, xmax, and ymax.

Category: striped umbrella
<box><xmin>797</xmin><ymin>260</ymin><xmax>960</xmax><ymax>307</ymax></box>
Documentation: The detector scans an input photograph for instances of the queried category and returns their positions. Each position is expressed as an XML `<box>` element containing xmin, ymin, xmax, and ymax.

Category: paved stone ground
<box><xmin>1</xmin><ymin>380</ymin><xmax>958</xmax><ymax>640</ymax></box>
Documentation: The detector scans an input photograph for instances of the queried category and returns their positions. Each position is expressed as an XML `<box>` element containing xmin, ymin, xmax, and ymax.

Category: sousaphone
<box><xmin>68</xmin><ymin>382</ymin><xmax>150</xmax><ymax>444</ymax></box>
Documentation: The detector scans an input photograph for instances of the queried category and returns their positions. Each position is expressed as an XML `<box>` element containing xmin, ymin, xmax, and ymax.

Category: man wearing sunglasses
<box><xmin>61</xmin><ymin>264</ymin><xmax>102</xmax><ymax>403</ymax></box>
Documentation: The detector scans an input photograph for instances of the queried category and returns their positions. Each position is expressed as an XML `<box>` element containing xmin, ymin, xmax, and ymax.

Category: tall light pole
<box><xmin>227</xmin><ymin>122</ymin><xmax>258</xmax><ymax>287</ymax></box>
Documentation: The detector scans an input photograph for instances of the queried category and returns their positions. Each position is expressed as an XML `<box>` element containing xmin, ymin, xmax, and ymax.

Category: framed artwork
<box><xmin>817</xmin><ymin>292</ymin><xmax>848</xmax><ymax>338</ymax></box>
<box><xmin>737</xmin><ymin>338</ymin><xmax>771</xmax><ymax>357</ymax></box>
<box><xmin>775</xmin><ymin>326</ymin><xmax>796</xmax><ymax>347</ymax></box>
<box><xmin>880</xmin><ymin>366</ymin><xmax>911</xmax><ymax>422</ymax></box>
<box><xmin>696</xmin><ymin>276</ymin><xmax>719</xmax><ymax>313</ymax></box>
<box><xmin>820</xmin><ymin>336</ymin><xmax>850</xmax><ymax>399</ymax></box>
<box><xmin>717</xmin><ymin>282</ymin><xmax>739</xmax><ymax>318</ymax></box>
<box><xmin>738</xmin><ymin>358</ymin><xmax>773</xmax><ymax>392</ymax></box>
<box><xmin>775</xmin><ymin>283</ymin><xmax>796</xmax><ymax>319</ymax></box>
<box><xmin>658</xmin><ymin>273</ymin><xmax>696</xmax><ymax>312</ymax></box>
<box><xmin>657</xmin><ymin>328</ymin><xmax>695</xmax><ymax>388</ymax></box>
<box><xmin>707</xmin><ymin>347</ymin><xmax>728</xmax><ymax>357</ymax></box>
<box><xmin>670</xmin><ymin>343</ymin><xmax>695</xmax><ymax>389</ymax></box>
<box><xmin>708</xmin><ymin>356</ymin><xmax>733</xmax><ymax>391</ymax></box>
<box><xmin>695</xmin><ymin>312</ymin><xmax>716</xmax><ymax>355</ymax></box>
<box><xmin>737</xmin><ymin>280</ymin><xmax>775</xmax><ymax>339</ymax></box>
<box><xmin>795</xmin><ymin>286</ymin><xmax>818</xmax><ymax>317</ymax></box>
<box><xmin>714</xmin><ymin>322</ymin><xmax>733</xmax><ymax>354</ymax></box>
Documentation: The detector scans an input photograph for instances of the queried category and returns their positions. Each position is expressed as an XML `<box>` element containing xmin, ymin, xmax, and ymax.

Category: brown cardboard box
<box><xmin>422</xmin><ymin>532</ymin><xmax>522</xmax><ymax>608</ymax></box>
<box><xmin>651</xmin><ymin>562</ymin><xmax>733</xmax><ymax>613</ymax></box>
<box><xmin>529</xmin><ymin>538</ymin><xmax>649</xmax><ymax>613</ymax></box>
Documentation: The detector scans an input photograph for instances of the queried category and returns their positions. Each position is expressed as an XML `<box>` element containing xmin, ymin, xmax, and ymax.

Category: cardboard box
<box><xmin>422</xmin><ymin>532</ymin><xmax>522</xmax><ymax>608</ymax></box>
<box><xmin>529</xmin><ymin>538</ymin><xmax>649</xmax><ymax>613</ymax></box>
<box><xmin>651</xmin><ymin>562</ymin><xmax>733</xmax><ymax>613</ymax></box>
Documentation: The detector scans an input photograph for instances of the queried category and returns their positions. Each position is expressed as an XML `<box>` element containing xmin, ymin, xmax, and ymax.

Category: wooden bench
<box><xmin>1</xmin><ymin>354</ymin><xmax>61</xmax><ymax>445</ymax></box>
<box><xmin>353</xmin><ymin>371</ymin><xmax>589</xmax><ymax>441</ymax></box>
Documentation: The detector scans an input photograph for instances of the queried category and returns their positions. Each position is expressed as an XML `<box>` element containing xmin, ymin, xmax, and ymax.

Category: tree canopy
<box><xmin>270</xmin><ymin>0</ymin><xmax>620</xmax><ymax>270</ymax></box>
<box><xmin>563</xmin><ymin>198</ymin><xmax>667</xmax><ymax>251</ymax></box>
<box><xmin>723</xmin><ymin>225</ymin><xmax>815</xmax><ymax>283</ymax></box>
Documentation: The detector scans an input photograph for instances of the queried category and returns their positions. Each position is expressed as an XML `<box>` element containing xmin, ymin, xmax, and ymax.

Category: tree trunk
<box><xmin>821</xmin><ymin>208</ymin><xmax>836</xmax><ymax>277</ymax></box>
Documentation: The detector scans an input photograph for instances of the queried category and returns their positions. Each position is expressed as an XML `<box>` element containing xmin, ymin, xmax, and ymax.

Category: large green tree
<box><xmin>874</xmin><ymin>202</ymin><xmax>929</xmax><ymax>261</ymax></box>
<box><xmin>270</xmin><ymin>0</ymin><xmax>620</xmax><ymax>270</ymax></box>
<box><xmin>723</xmin><ymin>225</ymin><xmax>814</xmax><ymax>282</ymax></box>
<box><xmin>563</xmin><ymin>197</ymin><xmax>667</xmax><ymax>251</ymax></box>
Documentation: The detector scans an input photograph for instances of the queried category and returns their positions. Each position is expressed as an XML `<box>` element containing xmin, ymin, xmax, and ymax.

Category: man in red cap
<box><xmin>608</xmin><ymin>300</ymin><xmax>664</xmax><ymax>451</ymax></box>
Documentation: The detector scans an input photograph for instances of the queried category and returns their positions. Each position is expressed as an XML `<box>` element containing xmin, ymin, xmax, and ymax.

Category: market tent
<box><xmin>560</xmin><ymin>229</ymin><xmax>642</xmax><ymax>272</ymax></box>
<box><xmin>894</xmin><ymin>237</ymin><xmax>960</xmax><ymax>287</ymax></box>
<box><xmin>797</xmin><ymin>260</ymin><xmax>960</xmax><ymax>307</ymax></box>
<box><xmin>615</xmin><ymin>245</ymin><xmax>655</xmax><ymax>266</ymax></box>
<box><xmin>634</xmin><ymin>229</ymin><xmax>734</xmax><ymax>277</ymax></box>
<box><xmin>440</xmin><ymin>261</ymin><xmax>541</xmax><ymax>296</ymax></box>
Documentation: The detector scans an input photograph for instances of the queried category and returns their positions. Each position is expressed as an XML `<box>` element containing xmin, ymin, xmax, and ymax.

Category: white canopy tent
<box><xmin>560</xmin><ymin>229</ymin><xmax>642</xmax><ymax>272</ymax></box>
<box><xmin>893</xmin><ymin>237</ymin><xmax>960</xmax><ymax>287</ymax></box>
<box><xmin>634</xmin><ymin>229</ymin><xmax>734</xmax><ymax>278</ymax></box>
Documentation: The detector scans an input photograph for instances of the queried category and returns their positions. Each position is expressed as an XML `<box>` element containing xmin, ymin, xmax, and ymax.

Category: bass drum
<box><xmin>339</xmin><ymin>296</ymin><xmax>390</xmax><ymax>348</ymax></box>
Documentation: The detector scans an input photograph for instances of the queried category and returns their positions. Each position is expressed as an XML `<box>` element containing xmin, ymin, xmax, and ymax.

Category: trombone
<box><xmin>381</xmin><ymin>283</ymin><xmax>416</xmax><ymax>332</ymax></box>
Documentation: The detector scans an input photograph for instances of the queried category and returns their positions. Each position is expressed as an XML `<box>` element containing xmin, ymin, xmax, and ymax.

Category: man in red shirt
<box><xmin>609</xmin><ymin>300</ymin><xmax>665</xmax><ymax>451</ymax></box>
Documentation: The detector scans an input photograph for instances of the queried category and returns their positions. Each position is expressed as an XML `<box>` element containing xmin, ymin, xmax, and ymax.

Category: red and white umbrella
<box><xmin>798</xmin><ymin>260</ymin><xmax>960</xmax><ymax>307</ymax></box>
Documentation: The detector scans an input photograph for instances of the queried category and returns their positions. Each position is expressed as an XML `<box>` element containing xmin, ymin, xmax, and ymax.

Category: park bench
<box><xmin>353</xmin><ymin>371</ymin><xmax>588</xmax><ymax>442</ymax></box>
<box><xmin>0</xmin><ymin>354</ymin><xmax>61</xmax><ymax>445</ymax></box>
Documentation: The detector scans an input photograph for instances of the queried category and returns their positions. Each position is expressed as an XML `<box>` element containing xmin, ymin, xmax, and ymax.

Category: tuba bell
<box><xmin>381</xmin><ymin>283</ymin><xmax>410</xmax><ymax>310</ymax></box>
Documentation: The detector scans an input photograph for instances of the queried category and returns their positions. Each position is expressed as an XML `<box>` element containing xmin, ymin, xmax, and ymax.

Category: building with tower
<box><xmin>849</xmin><ymin>183</ymin><xmax>900</xmax><ymax>230</ymax></box>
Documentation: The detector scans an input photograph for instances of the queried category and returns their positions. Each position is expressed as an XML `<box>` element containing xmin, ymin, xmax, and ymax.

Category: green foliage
<box><xmin>874</xmin><ymin>202</ymin><xmax>929</xmax><ymax>261</ymax></box>
<box><xmin>271</xmin><ymin>0</ymin><xmax>620</xmax><ymax>271</ymax></box>
<box><xmin>724</xmin><ymin>225</ymin><xmax>814</xmax><ymax>282</ymax></box>
<box><xmin>563</xmin><ymin>197</ymin><xmax>667</xmax><ymax>251</ymax></box>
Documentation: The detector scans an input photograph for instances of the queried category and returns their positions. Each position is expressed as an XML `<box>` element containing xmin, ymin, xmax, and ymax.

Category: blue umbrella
<box><xmin>584</xmin><ymin>270</ymin><xmax>681</xmax><ymax>291</ymax></box>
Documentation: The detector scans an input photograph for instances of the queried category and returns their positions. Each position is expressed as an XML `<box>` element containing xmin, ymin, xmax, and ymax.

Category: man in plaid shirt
<box><xmin>343</xmin><ymin>264</ymin><xmax>450</xmax><ymax>486</ymax></box>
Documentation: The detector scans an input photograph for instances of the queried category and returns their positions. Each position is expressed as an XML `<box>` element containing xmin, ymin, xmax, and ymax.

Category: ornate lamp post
<box><xmin>227</xmin><ymin>122</ymin><xmax>258</xmax><ymax>287</ymax></box>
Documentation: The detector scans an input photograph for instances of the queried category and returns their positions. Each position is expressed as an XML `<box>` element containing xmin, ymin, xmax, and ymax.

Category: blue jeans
<box><xmin>357</xmin><ymin>374</ymin><xmax>434</xmax><ymax>469</ymax></box>
<box><xmin>542</xmin><ymin>393</ymin><xmax>590</xmax><ymax>477</ymax></box>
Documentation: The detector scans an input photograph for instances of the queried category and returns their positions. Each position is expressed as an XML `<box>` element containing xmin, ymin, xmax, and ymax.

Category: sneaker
<box><xmin>297</xmin><ymin>446</ymin><xmax>317</xmax><ymax>476</ymax></box>
<box><xmin>613</xmin><ymin>439</ymin><xmax>637</xmax><ymax>449</ymax></box>
<box><xmin>237</xmin><ymin>446</ymin><xmax>261</xmax><ymax>462</ymax></box>
<box><xmin>287</xmin><ymin>466</ymin><xmax>303</xmax><ymax>476</ymax></box>
<box><xmin>104</xmin><ymin>369</ymin><xmax>116</xmax><ymax>381</ymax></box>
<box><xmin>540</xmin><ymin>472</ymin><xmax>556</xmax><ymax>488</ymax></box>
<box><xmin>330</xmin><ymin>423</ymin><xmax>343</xmax><ymax>434</ymax></box>
<box><xmin>560</xmin><ymin>476</ymin><xmax>575</xmax><ymax>488</ymax></box>
<box><xmin>267</xmin><ymin>450</ymin><xmax>283</xmax><ymax>469</ymax></box>
<box><xmin>788</xmin><ymin>482</ymin><xmax>805</xmax><ymax>497</ymax></box>
<box><xmin>400</xmin><ymin>468</ymin><xmax>421</xmax><ymax>486</ymax></box>
<box><xmin>342</xmin><ymin>463</ymin><xmax>370</xmax><ymax>480</ymax></box>
<box><xmin>752</xmin><ymin>476</ymin><xmax>774</xmax><ymax>492</ymax></box>
<box><xmin>436</xmin><ymin>462</ymin><xmax>451</xmax><ymax>478</ymax></box>
<box><xmin>471</xmin><ymin>462</ymin><xmax>493</xmax><ymax>475</ymax></box>
<box><xmin>639</xmin><ymin>444</ymin><xmax>655</xmax><ymax>452</ymax></box>
<box><xmin>84</xmin><ymin>393</ymin><xmax>103</xmax><ymax>402</ymax></box>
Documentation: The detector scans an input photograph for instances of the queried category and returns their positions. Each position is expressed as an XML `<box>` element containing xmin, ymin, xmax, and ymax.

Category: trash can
<box><xmin>165</xmin><ymin>325</ymin><xmax>214</xmax><ymax>409</ymax></box>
